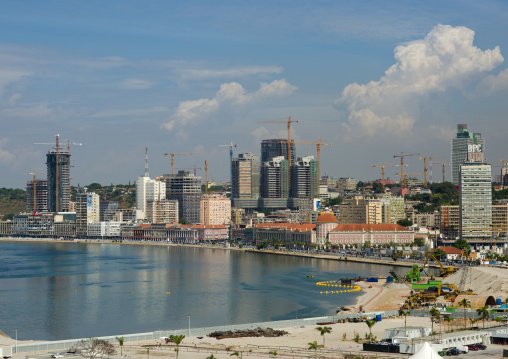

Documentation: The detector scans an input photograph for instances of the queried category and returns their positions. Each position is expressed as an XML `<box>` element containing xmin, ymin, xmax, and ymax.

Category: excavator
<box><xmin>420</xmin><ymin>253</ymin><xmax>456</xmax><ymax>278</ymax></box>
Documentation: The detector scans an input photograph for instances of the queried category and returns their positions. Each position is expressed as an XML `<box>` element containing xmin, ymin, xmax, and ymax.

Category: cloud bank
<box><xmin>164</xmin><ymin>79</ymin><xmax>297</xmax><ymax>132</ymax></box>
<box><xmin>335</xmin><ymin>24</ymin><xmax>504</xmax><ymax>139</ymax></box>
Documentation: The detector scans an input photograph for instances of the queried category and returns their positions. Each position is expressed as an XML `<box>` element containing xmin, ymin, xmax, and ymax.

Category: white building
<box><xmin>135</xmin><ymin>176</ymin><xmax>166</xmax><ymax>219</ymax></box>
<box><xmin>87</xmin><ymin>221</ymin><xmax>123</xmax><ymax>238</ymax></box>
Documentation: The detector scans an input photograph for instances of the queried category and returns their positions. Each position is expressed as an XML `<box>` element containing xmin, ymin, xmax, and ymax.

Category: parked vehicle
<box><xmin>476</xmin><ymin>343</ymin><xmax>487</xmax><ymax>350</ymax></box>
<box><xmin>466</xmin><ymin>344</ymin><xmax>479</xmax><ymax>351</ymax></box>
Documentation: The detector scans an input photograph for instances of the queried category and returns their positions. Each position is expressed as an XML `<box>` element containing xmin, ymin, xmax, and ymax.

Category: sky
<box><xmin>1</xmin><ymin>0</ymin><xmax>508</xmax><ymax>189</ymax></box>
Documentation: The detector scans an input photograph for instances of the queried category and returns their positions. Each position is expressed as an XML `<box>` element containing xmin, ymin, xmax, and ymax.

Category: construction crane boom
<box><xmin>26</xmin><ymin>169</ymin><xmax>44</xmax><ymax>215</ymax></box>
<box><xmin>372</xmin><ymin>162</ymin><xmax>407</xmax><ymax>182</ymax></box>
<box><xmin>292</xmin><ymin>138</ymin><xmax>332</xmax><ymax>184</ymax></box>
<box><xmin>219</xmin><ymin>142</ymin><xmax>236</xmax><ymax>196</ymax></box>
<box><xmin>418</xmin><ymin>156</ymin><xmax>444</xmax><ymax>185</ymax></box>
<box><xmin>175</xmin><ymin>166</ymin><xmax>202</xmax><ymax>176</ymax></box>
<box><xmin>393</xmin><ymin>152</ymin><xmax>420</xmax><ymax>188</ymax></box>
<box><xmin>432</xmin><ymin>162</ymin><xmax>450</xmax><ymax>182</ymax></box>
<box><xmin>204</xmin><ymin>160</ymin><xmax>208</xmax><ymax>195</ymax></box>
<box><xmin>162</xmin><ymin>152</ymin><xmax>208</xmax><ymax>174</ymax></box>
<box><xmin>258</xmin><ymin>116</ymin><xmax>299</xmax><ymax>165</ymax></box>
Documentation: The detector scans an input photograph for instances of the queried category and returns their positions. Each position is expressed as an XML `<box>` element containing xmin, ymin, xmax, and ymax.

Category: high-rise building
<box><xmin>26</xmin><ymin>179</ymin><xmax>48</xmax><ymax>214</ymax></box>
<box><xmin>200</xmin><ymin>194</ymin><xmax>231</xmax><ymax>225</ymax></box>
<box><xmin>163</xmin><ymin>170</ymin><xmax>202</xmax><ymax>224</ymax></box>
<box><xmin>291</xmin><ymin>156</ymin><xmax>319</xmax><ymax>199</ymax></box>
<box><xmin>135</xmin><ymin>176</ymin><xmax>166</xmax><ymax>219</ymax></box>
<box><xmin>231</xmin><ymin>153</ymin><xmax>260</xmax><ymax>199</ymax></box>
<box><xmin>451</xmin><ymin>124</ymin><xmax>485</xmax><ymax>185</ymax></box>
<box><xmin>261</xmin><ymin>156</ymin><xmax>289</xmax><ymax>198</ymax></box>
<box><xmin>338</xmin><ymin>196</ymin><xmax>383</xmax><ymax>224</ymax></box>
<box><xmin>46</xmin><ymin>148</ymin><xmax>71</xmax><ymax>212</ymax></box>
<box><xmin>261</xmin><ymin>139</ymin><xmax>296</xmax><ymax>165</ymax></box>
<box><xmin>459</xmin><ymin>161</ymin><xmax>492</xmax><ymax>240</ymax></box>
<box><xmin>337</xmin><ymin>178</ymin><xmax>357</xmax><ymax>192</ymax></box>
<box><xmin>76</xmin><ymin>192</ymin><xmax>100</xmax><ymax>236</ymax></box>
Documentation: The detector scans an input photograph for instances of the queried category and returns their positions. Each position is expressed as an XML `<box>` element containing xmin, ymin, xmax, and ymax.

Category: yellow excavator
<box><xmin>420</xmin><ymin>253</ymin><xmax>456</xmax><ymax>278</ymax></box>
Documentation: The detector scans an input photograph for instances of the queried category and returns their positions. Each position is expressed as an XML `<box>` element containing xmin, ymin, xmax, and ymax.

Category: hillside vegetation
<box><xmin>0</xmin><ymin>188</ymin><xmax>26</xmax><ymax>220</ymax></box>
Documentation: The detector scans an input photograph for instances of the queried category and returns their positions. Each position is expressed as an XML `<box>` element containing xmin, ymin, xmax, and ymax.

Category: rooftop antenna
<box><xmin>145</xmin><ymin>147</ymin><xmax>149</xmax><ymax>177</ymax></box>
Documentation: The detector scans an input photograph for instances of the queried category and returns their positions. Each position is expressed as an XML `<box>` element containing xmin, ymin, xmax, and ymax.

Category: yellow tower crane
<box><xmin>394</xmin><ymin>152</ymin><xmax>420</xmax><ymax>188</ymax></box>
<box><xmin>418</xmin><ymin>156</ymin><xmax>444</xmax><ymax>186</ymax></box>
<box><xmin>162</xmin><ymin>152</ymin><xmax>208</xmax><ymax>174</ymax></box>
<box><xmin>26</xmin><ymin>169</ymin><xmax>44</xmax><ymax>215</ymax></box>
<box><xmin>371</xmin><ymin>162</ymin><xmax>407</xmax><ymax>182</ymax></box>
<box><xmin>292</xmin><ymin>138</ymin><xmax>332</xmax><ymax>184</ymax></box>
<box><xmin>258</xmin><ymin>116</ymin><xmax>299</xmax><ymax>164</ymax></box>
<box><xmin>432</xmin><ymin>162</ymin><xmax>450</xmax><ymax>182</ymax></box>
<box><xmin>204</xmin><ymin>160</ymin><xmax>208</xmax><ymax>195</ymax></box>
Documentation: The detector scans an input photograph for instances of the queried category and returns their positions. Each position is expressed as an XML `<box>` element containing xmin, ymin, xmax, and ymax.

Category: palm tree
<box><xmin>495</xmin><ymin>316</ymin><xmax>504</xmax><ymax>326</ymax></box>
<box><xmin>230</xmin><ymin>351</ymin><xmax>240</xmax><ymax>357</ymax></box>
<box><xmin>268</xmin><ymin>350</ymin><xmax>277</xmax><ymax>358</ymax></box>
<box><xmin>116</xmin><ymin>336</ymin><xmax>124</xmax><ymax>357</ymax></box>
<box><xmin>477</xmin><ymin>306</ymin><xmax>490</xmax><ymax>328</ymax></box>
<box><xmin>169</xmin><ymin>335</ymin><xmax>185</xmax><ymax>359</ymax></box>
<box><xmin>458</xmin><ymin>298</ymin><xmax>471</xmax><ymax>329</ymax></box>
<box><xmin>399</xmin><ymin>310</ymin><xmax>410</xmax><ymax>336</ymax></box>
<box><xmin>443</xmin><ymin>314</ymin><xmax>453</xmax><ymax>333</ymax></box>
<box><xmin>469</xmin><ymin>317</ymin><xmax>478</xmax><ymax>330</ymax></box>
<box><xmin>365</xmin><ymin>319</ymin><xmax>377</xmax><ymax>342</ymax></box>
<box><xmin>308</xmin><ymin>341</ymin><xmax>318</xmax><ymax>358</ymax></box>
<box><xmin>429</xmin><ymin>307</ymin><xmax>440</xmax><ymax>333</ymax></box>
<box><xmin>315</xmin><ymin>326</ymin><xmax>332</xmax><ymax>347</ymax></box>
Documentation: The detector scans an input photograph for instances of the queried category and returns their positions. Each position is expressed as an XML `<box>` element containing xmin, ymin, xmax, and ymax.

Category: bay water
<box><xmin>0</xmin><ymin>241</ymin><xmax>396</xmax><ymax>341</ymax></box>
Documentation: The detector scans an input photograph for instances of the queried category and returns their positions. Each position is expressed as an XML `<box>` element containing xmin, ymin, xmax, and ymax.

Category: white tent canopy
<box><xmin>409</xmin><ymin>342</ymin><xmax>443</xmax><ymax>359</ymax></box>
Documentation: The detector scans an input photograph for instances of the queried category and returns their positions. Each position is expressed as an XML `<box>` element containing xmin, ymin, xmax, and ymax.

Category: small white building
<box><xmin>385</xmin><ymin>326</ymin><xmax>432</xmax><ymax>343</ymax></box>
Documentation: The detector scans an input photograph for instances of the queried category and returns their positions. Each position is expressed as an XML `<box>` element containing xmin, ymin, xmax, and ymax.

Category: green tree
<box><xmin>399</xmin><ymin>310</ymin><xmax>410</xmax><ymax>336</ymax></box>
<box><xmin>315</xmin><ymin>326</ymin><xmax>332</xmax><ymax>347</ymax></box>
<box><xmin>179</xmin><ymin>218</ymin><xmax>187</xmax><ymax>224</ymax></box>
<box><xmin>169</xmin><ymin>335</ymin><xmax>185</xmax><ymax>359</ymax></box>
<box><xmin>365</xmin><ymin>319</ymin><xmax>377</xmax><ymax>342</ymax></box>
<box><xmin>495</xmin><ymin>316</ymin><xmax>504</xmax><ymax>326</ymax></box>
<box><xmin>87</xmin><ymin>183</ymin><xmax>103</xmax><ymax>191</ymax></box>
<box><xmin>477</xmin><ymin>306</ymin><xmax>490</xmax><ymax>329</ymax></box>
<box><xmin>454</xmin><ymin>238</ymin><xmax>470</xmax><ymax>251</ymax></box>
<box><xmin>413</xmin><ymin>238</ymin><xmax>425</xmax><ymax>247</ymax></box>
<box><xmin>458</xmin><ymin>298</ymin><xmax>471</xmax><ymax>329</ymax></box>
<box><xmin>433</xmin><ymin>249</ymin><xmax>446</xmax><ymax>259</ymax></box>
<box><xmin>372</xmin><ymin>182</ymin><xmax>385</xmax><ymax>193</ymax></box>
<box><xmin>391</xmin><ymin>251</ymin><xmax>402</xmax><ymax>262</ymax></box>
<box><xmin>429</xmin><ymin>307</ymin><xmax>440</xmax><ymax>333</ymax></box>
<box><xmin>116</xmin><ymin>336</ymin><xmax>124</xmax><ymax>357</ymax></box>
<box><xmin>268</xmin><ymin>350</ymin><xmax>277</xmax><ymax>358</ymax></box>
<box><xmin>326</xmin><ymin>197</ymin><xmax>342</xmax><ymax>206</ymax></box>
<box><xmin>443</xmin><ymin>314</ymin><xmax>453</xmax><ymax>332</ymax></box>
<box><xmin>3</xmin><ymin>213</ymin><xmax>14</xmax><ymax>221</ymax></box>
<box><xmin>206</xmin><ymin>355</ymin><xmax>216</xmax><ymax>359</ymax></box>
<box><xmin>229</xmin><ymin>351</ymin><xmax>240</xmax><ymax>357</ymax></box>
<box><xmin>397</xmin><ymin>219</ymin><xmax>413</xmax><ymax>228</ymax></box>
<box><xmin>307</xmin><ymin>341</ymin><xmax>318</xmax><ymax>358</ymax></box>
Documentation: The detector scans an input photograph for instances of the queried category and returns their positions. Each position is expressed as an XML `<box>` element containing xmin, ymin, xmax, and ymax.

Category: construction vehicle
<box><xmin>405</xmin><ymin>265</ymin><xmax>422</xmax><ymax>283</ymax></box>
<box><xmin>420</xmin><ymin>253</ymin><xmax>456</xmax><ymax>278</ymax></box>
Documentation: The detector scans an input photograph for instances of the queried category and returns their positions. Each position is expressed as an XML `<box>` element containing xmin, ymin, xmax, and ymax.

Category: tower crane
<box><xmin>162</xmin><ymin>152</ymin><xmax>208</xmax><ymax>174</ymax></box>
<box><xmin>418</xmin><ymin>156</ymin><xmax>444</xmax><ymax>186</ymax></box>
<box><xmin>204</xmin><ymin>160</ymin><xmax>208</xmax><ymax>195</ymax></box>
<box><xmin>432</xmin><ymin>162</ymin><xmax>450</xmax><ymax>182</ymax></box>
<box><xmin>26</xmin><ymin>169</ymin><xmax>44</xmax><ymax>215</ymax></box>
<box><xmin>292</xmin><ymin>138</ymin><xmax>332</xmax><ymax>184</ymax></box>
<box><xmin>219</xmin><ymin>142</ymin><xmax>236</xmax><ymax>196</ymax></box>
<box><xmin>393</xmin><ymin>152</ymin><xmax>420</xmax><ymax>188</ymax></box>
<box><xmin>371</xmin><ymin>163</ymin><xmax>407</xmax><ymax>182</ymax></box>
<box><xmin>174</xmin><ymin>165</ymin><xmax>202</xmax><ymax>176</ymax></box>
<box><xmin>258</xmin><ymin>116</ymin><xmax>299</xmax><ymax>165</ymax></box>
<box><xmin>35</xmin><ymin>133</ymin><xmax>82</xmax><ymax>212</ymax></box>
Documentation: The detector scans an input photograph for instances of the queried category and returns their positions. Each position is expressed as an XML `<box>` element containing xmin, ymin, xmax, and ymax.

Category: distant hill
<box><xmin>0</xmin><ymin>188</ymin><xmax>26</xmax><ymax>220</ymax></box>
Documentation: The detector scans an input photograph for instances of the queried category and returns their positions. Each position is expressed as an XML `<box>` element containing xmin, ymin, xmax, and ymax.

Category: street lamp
<box><xmin>187</xmin><ymin>315</ymin><xmax>191</xmax><ymax>336</ymax></box>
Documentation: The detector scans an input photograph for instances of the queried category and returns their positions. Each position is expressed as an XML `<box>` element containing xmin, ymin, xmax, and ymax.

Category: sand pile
<box><xmin>384</xmin><ymin>282</ymin><xmax>410</xmax><ymax>290</ymax></box>
<box><xmin>445</xmin><ymin>266</ymin><xmax>508</xmax><ymax>298</ymax></box>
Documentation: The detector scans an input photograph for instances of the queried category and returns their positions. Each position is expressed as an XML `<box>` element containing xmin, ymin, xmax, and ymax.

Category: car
<box><xmin>51</xmin><ymin>355</ymin><xmax>64</xmax><ymax>358</ymax></box>
<box><xmin>476</xmin><ymin>343</ymin><xmax>487</xmax><ymax>350</ymax></box>
<box><xmin>446</xmin><ymin>348</ymin><xmax>460</xmax><ymax>356</ymax></box>
<box><xmin>466</xmin><ymin>344</ymin><xmax>479</xmax><ymax>351</ymax></box>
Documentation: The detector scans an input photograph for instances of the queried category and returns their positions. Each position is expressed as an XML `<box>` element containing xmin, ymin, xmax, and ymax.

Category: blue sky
<box><xmin>1</xmin><ymin>0</ymin><xmax>508</xmax><ymax>188</ymax></box>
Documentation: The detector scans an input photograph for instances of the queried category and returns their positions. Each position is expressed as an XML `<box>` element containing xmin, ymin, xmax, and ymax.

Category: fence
<box><xmin>10</xmin><ymin>310</ymin><xmax>401</xmax><ymax>354</ymax></box>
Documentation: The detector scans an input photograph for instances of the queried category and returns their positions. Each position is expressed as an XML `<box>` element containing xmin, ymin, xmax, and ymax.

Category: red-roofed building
<box><xmin>315</xmin><ymin>212</ymin><xmax>339</xmax><ymax>244</ymax></box>
<box><xmin>429</xmin><ymin>246</ymin><xmax>463</xmax><ymax>260</ymax></box>
<box><xmin>192</xmin><ymin>224</ymin><xmax>228</xmax><ymax>241</ymax></box>
<box><xmin>327</xmin><ymin>223</ymin><xmax>413</xmax><ymax>246</ymax></box>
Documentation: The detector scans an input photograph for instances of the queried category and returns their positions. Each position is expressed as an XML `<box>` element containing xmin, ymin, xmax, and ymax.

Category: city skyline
<box><xmin>1</xmin><ymin>1</ymin><xmax>508</xmax><ymax>188</ymax></box>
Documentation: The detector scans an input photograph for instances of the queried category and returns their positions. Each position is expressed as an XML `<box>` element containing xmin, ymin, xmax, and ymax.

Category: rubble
<box><xmin>208</xmin><ymin>327</ymin><xmax>288</xmax><ymax>340</ymax></box>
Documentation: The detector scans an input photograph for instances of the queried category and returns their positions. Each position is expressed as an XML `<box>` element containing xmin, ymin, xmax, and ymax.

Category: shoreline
<box><xmin>0</xmin><ymin>237</ymin><xmax>444</xmax><ymax>269</ymax></box>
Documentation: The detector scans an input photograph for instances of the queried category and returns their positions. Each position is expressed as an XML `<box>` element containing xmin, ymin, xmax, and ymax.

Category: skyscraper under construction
<box><xmin>46</xmin><ymin>139</ymin><xmax>71</xmax><ymax>212</ymax></box>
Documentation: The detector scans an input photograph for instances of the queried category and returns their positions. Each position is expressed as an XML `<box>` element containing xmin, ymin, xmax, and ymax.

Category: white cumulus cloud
<box><xmin>477</xmin><ymin>68</ymin><xmax>508</xmax><ymax>95</ymax></box>
<box><xmin>0</xmin><ymin>138</ymin><xmax>15</xmax><ymax>163</ymax></box>
<box><xmin>335</xmin><ymin>24</ymin><xmax>504</xmax><ymax>140</ymax></box>
<box><xmin>164</xmin><ymin>79</ymin><xmax>296</xmax><ymax>131</ymax></box>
